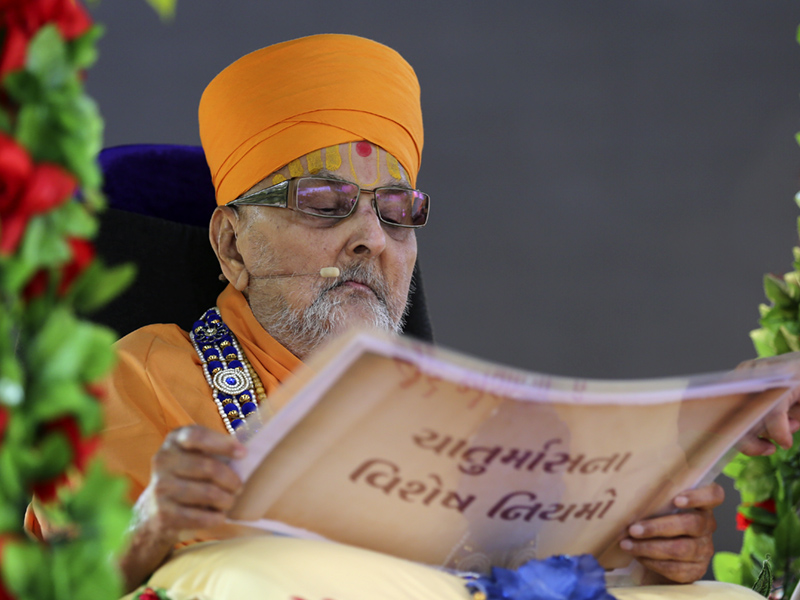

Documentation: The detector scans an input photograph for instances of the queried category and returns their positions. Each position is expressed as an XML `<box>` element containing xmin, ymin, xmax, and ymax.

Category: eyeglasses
<box><xmin>226</xmin><ymin>176</ymin><xmax>430</xmax><ymax>228</ymax></box>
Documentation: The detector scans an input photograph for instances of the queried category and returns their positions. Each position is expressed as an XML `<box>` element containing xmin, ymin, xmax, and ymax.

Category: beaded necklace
<box><xmin>190</xmin><ymin>307</ymin><xmax>267</xmax><ymax>434</ymax></box>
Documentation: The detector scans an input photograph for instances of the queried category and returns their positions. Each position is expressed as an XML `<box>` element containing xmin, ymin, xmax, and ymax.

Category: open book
<box><xmin>228</xmin><ymin>330</ymin><xmax>798</xmax><ymax>575</ymax></box>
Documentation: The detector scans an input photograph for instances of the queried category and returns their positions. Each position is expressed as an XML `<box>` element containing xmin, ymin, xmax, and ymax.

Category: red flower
<box><xmin>736</xmin><ymin>511</ymin><xmax>753</xmax><ymax>531</ymax></box>
<box><xmin>0</xmin><ymin>407</ymin><xmax>7</xmax><ymax>443</ymax></box>
<box><xmin>756</xmin><ymin>498</ymin><xmax>776</xmax><ymax>513</ymax></box>
<box><xmin>136</xmin><ymin>588</ymin><xmax>162</xmax><ymax>600</ymax></box>
<box><xmin>0</xmin><ymin>134</ymin><xmax>77</xmax><ymax>255</ymax></box>
<box><xmin>0</xmin><ymin>133</ymin><xmax>33</xmax><ymax>212</ymax></box>
<box><xmin>22</xmin><ymin>237</ymin><xmax>95</xmax><ymax>299</ymax></box>
<box><xmin>0</xmin><ymin>0</ymin><xmax>92</xmax><ymax>77</ymax></box>
<box><xmin>58</xmin><ymin>237</ymin><xmax>94</xmax><ymax>294</ymax></box>
<box><xmin>735</xmin><ymin>498</ymin><xmax>777</xmax><ymax>531</ymax></box>
<box><xmin>31</xmin><ymin>415</ymin><xmax>99</xmax><ymax>503</ymax></box>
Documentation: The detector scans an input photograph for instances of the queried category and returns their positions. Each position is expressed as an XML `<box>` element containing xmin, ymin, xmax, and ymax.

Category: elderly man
<box><xmin>78</xmin><ymin>34</ymin><xmax>793</xmax><ymax>598</ymax></box>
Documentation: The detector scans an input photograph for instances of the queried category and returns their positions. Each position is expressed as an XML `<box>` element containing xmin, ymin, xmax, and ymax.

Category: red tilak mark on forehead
<box><xmin>355</xmin><ymin>142</ymin><xmax>372</xmax><ymax>157</ymax></box>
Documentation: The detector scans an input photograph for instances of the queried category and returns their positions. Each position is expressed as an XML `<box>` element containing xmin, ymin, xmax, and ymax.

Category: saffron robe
<box><xmin>103</xmin><ymin>284</ymin><xmax>302</xmax><ymax>500</ymax></box>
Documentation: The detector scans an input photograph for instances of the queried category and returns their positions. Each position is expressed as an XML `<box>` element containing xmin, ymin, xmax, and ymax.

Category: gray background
<box><xmin>85</xmin><ymin>0</ymin><xmax>800</xmax><ymax>570</ymax></box>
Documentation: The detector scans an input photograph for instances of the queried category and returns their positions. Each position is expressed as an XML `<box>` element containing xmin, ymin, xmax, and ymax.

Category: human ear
<box><xmin>209</xmin><ymin>207</ymin><xmax>249</xmax><ymax>291</ymax></box>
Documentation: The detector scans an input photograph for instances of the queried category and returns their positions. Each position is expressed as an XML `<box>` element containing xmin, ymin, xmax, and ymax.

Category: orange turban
<box><xmin>199</xmin><ymin>34</ymin><xmax>424</xmax><ymax>205</ymax></box>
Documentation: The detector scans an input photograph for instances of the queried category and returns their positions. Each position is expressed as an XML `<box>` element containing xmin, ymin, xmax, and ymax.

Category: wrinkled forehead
<box><xmin>247</xmin><ymin>141</ymin><xmax>411</xmax><ymax>195</ymax></box>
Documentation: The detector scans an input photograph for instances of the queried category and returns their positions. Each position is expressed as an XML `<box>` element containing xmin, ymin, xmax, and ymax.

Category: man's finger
<box><xmin>763</xmin><ymin>408</ymin><xmax>794</xmax><ymax>450</ymax></box>
<box><xmin>620</xmin><ymin>535</ymin><xmax>712</xmax><ymax>562</ymax></box>
<box><xmin>164</xmin><ymin>425</ymin><xmax>246</xmax><ymax>459</ymax></box>
<box><xmin>628</xmin><ymin>511</ymin><xmax>712</xmax><ymax>540</ymax></box>
<box><xmin>155</xmin><ymin>502</ymin><xmax>229</xmax><ymax>532</ymax></box>
<box><xmin>737</xmin><ymin>433</ymin><xmax>776</xmax><ymax>457</ymax></box>
<box><xmin>160</xmin><ymin>453</ymin><xmax>242</xmax><ymax>493</ymax></box>
<box><xmin>635</xmin><ymin>558</ymin><xmax>707</xmax><ymax>584</ymax></box>
<box><xmin>158</xmin><ymin>478</ymin><xmax>239</xmax><ymax>512</ymax></box>
<box><xmin>672</xmin><ymin>483</ymin><xmax>724</xmax><ymax>510</ymax></box>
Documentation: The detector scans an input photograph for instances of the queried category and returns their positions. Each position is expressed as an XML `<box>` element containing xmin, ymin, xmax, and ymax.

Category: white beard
<box><xmin>248</xmin><ymin>261</ymin><xmax>410</xmax><ymax>359</ymax></box>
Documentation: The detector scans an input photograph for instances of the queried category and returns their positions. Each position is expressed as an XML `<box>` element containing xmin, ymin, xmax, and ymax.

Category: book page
<box><xmin>229</xmin><ymin>330</ymin><xmax>798</xmax><ymax>572</ymax></box>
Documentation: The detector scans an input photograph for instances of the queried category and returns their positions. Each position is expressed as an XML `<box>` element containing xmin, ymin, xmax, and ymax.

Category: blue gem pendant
<box><xmin>190</xmin><ymin>307</ymin><xmax>261</xmax><ymax>434</ymax></box>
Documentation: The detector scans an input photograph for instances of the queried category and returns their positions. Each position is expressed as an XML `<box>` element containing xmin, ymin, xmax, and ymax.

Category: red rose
<box><xmin>0</xmin><ymin>407</ymin><xmax>8</xmax><ymax>442</ymax></box>
<box><xmin>735</xmin><ymin>498</ymin><xmax>778</xmax><ymax>531</ymax></box>
<box><xmin>136</xmin><ymin>588</ymin><xmax>162</xmax><ymax>600</ymax></box>
<box><xmin>58</xmin><ymin>237</ymin><xmax>94</xmax><ymax>294</ymax></box>
<box><xmin>755</xmin><ymin>498</ymin><xmax>776</xmax><ymax>513</ymax></box>
<box><xmin>31</xmin><ymin>415</ymin><xmax>99</xmax><ymax>502</ymax></box>
<box><xmin>23</xmin><ymin>237</ymin><xmax>95</xmax><ymax>299</ymax></box>
<box><xmin>22</xmin><ymin>270</ymin><xmax>47</xmax><ymax>300</ymax></box>
<box><xmin>0</xmin><ymin>133</ymin><xmax>33</xmax><ymax>213</ymax></box>
<box><xmin>0</xmin><ymin>146</ymin><xmax>77</xmax><ymax>254</ymax></box>
<box><xmin>736</xmin><ymin>511</ymin><xmax>753</xmax><ymax>531</ymax></box>
<box><xmin>0</xmin><ymin>0</ymin><xmax>92</xmax><ymax>76</ymax></box>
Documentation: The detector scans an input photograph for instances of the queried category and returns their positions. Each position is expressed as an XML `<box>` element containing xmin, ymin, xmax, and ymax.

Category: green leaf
<box><xmin>3</xmin><ymin>70</ymin><xmax>44</xmax><ymax>105</ymax></box>
<box><xmin>145</xmin><ymin>0</ymin><xmax>177</xmax><ymax>19</ymax></box>
<box><xmin>67</xmin><ymin>25</ymin><xmax>104</xmax><ymax>70</ymax></box>
<box><xmin>764</xmin><ymin>274</ymin><xmax>794</xmax><ymax>308</ymax></box>
<box><xmin>77</xmin><ymin>324</ymin><xmax>118</xmax><ymax>383</ymax></box>
<box><xmin>28</xmin><ymin>380</ymin><xmax>95</xmax><ymax>425</ymax></box>
<box><xmin>751</xmin><ymin>328</ymin><xmax>780</xmax><ymax>358</ymax></box>
<box><xmin>758</xmin><ymin>304</ymin><xmax>796</xmax><ymax>326</ymax></box>
<box><xmin>723</xmin><ymin>453</ymin><xmax>750</xmax><ymax>479</ymax></box>
<box><xmin>751</xmin><ymin>558</ymin><xmax>773</xmax><ymax>598</ymax></box>
<box><xmin>29</xmin><ymin>429</ymin><xmax>72</xmax><ymax>480</ymax></box>
<box><xmin>744</xmin><ymin>526</ymin><xmax>777</xmax><ymax>564</ymax></box>
<box><xmin>713</xmin><ymin>551</ymin><xmax>744</xmax><ymax>584</ymax></box>
<box><xmin>0</xmin><ymin>105</ymin><xmax>9</xmax><ymax>134</ymax></box>
<box><xmin>26</xmin><ymin>25</ymin><xmax>70</xmax><ymax>90</ymax></box>
<box><xmin>57</xmin><ymin>199</ymin><xmax>98</xmax><ymax>239</ymax></box>
<box><xmin>775</xmin><ymin>511</ymin><xmax>800</xmax><ymax>557</ymax></box>
<box><xmin>0</xmin><ymin>446</ymin><xmax>24</xmax><ymax>499</ymax></box>
<box><xmin>0</xmin><ymin>354</ymin><xmax>25</xmax><ymax>407</ymax></box>
<box><xmin>18</xmin><ymin>213</ymin><xmax>72</xmax><ymax>270</ymax></box>
<box><xmin>1</xmin><ymin>540</ymin><xmax>43</xmax><ymax>596</ymax></box>
<box><xmin>733</xmin><ymin>456</ymin><xmax>777</xmax><ymax>503</ymax></box>
<box><xmin>71</xmin><ymin>261</ymin><xmax>137</xmax><ymax>314</ymax></box>
<box><xmin>779</xmin><ymin>323</ymin><xmax>800</xmax><ymax>352</ymax></box>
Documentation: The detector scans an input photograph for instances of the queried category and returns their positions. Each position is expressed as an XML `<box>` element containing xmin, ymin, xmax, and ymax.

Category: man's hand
<box><xmin>120</xmin><ymin>426</ymin><xmax>246</xmax><ymax>592</ymax></box>
<box><xmin>619</xmin><ymin>483</ymin><xmax>724</xmax><ymax>584</ymax></box>
<box><xmin>735</xmin><ymin>353</ymin><xmax>800</xmax><ymax>456</ymax></box>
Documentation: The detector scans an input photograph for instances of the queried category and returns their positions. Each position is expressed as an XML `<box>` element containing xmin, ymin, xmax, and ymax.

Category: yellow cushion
<box><xmin>612</xmin><ymin>581</ymin><xmax>764</xmax><ymax>600</ymax></box>
<box><xmin>124</xmin><ymin>537</ymin><xmax>764</xmax><ymax>600</ymax></box>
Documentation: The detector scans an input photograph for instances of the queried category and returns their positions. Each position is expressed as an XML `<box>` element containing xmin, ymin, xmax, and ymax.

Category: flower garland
<box><xmin>0</xmin><ymin>0</ymin><xmax>173</xmax><ymax>599</ymax></box>
<box><xmin>712</xmin><ymin>28</ymin><xmax>800</xmax><ymax>598</ymax></box>
<box><xmin>712</xmin><ymin>225</ymin><xmax>800</xmax><ymax>598</ymax></box>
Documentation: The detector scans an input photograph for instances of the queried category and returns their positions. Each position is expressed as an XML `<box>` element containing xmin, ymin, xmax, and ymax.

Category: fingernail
<box><xmin>620</xmin><ymin>539</ymin><xmax>633</xmax><ymax>551</ymax></box>
<box><xmin>629</xmin><ymin>524</ymin><xmax>644</xmax><ymax>537</ymax></box>
<box><xmin>674</xmin><ymin>496</ymin><xmax>688</xmax><ymax>508</ymax></box>
<box><xmin>764</xmin><ymin>445</ymin><xmax>776</xmax><ymax>456</ymax></box>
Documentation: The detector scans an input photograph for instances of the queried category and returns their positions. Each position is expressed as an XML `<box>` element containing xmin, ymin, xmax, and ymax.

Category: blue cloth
<box><xmin>466</xmin><ymin>555</ymin><xmax>617</xmax><ymax>600</ymax></box>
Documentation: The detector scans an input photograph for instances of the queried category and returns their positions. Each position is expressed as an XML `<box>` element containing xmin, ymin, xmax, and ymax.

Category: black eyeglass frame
<box><xmin>225</xmin><ymin>176</ymin><xmax>430</xmax><ymax>228</ymax></box>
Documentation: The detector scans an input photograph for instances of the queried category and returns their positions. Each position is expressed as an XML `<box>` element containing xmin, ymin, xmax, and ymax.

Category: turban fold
<box><xmin>199</xmin><ymin>34</ymin><xmax>424</xmax><ymax>205</ymax></box>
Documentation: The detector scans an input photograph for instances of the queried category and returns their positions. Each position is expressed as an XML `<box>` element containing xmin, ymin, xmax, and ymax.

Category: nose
<box><xmin>344</xmin><ymin>190</ymin><xmax>387</xmax><ymax>258</ymax></box>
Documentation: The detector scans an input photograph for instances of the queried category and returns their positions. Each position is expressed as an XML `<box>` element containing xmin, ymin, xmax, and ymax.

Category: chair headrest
<box><xmin>99</xmin><ymin>144</ymin><xmax>216</xmax><ymax>228</ymax></box>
